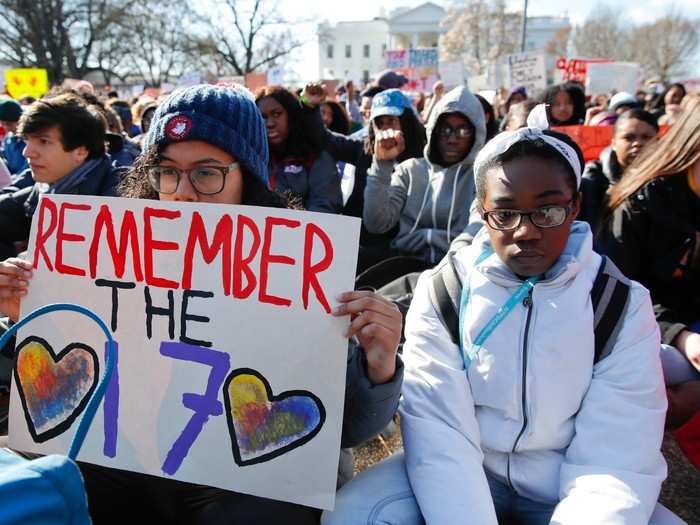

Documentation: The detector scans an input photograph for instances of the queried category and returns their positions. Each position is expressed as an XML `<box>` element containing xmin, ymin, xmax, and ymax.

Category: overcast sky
<box><xmin>279</xmin><ymin>0</ymin><xmax>700</xmax><ymax>82</ymax></box>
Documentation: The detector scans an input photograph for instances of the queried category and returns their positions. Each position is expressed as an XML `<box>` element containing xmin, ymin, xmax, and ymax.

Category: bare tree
<box><xmin>194</xmin><ymin>0</ymin><xmax>304</xmax><ymax>76</ymax></box>
<box><xmin>0</xmin><ymin>0</ymin><xmax>135</xmax><ymax>83</ymax></box>
<box><xmin>441</xmin><ymin>0</ymin><xmax>520</xmax><ymax>76</ymax></box>
<box><xmin>628</xmin><ymin>13</ymin><xmax>700</xmax><ymax>81</ymax></box>
<box><xmin>121</xmin><ymin>0</ymin><xmax>198</xmax><ymax>87</ymax></box>
<box><xmin>572</xmin><ymin>7</ymin><xmax>628</xmax><ymax>60</ymax></box>
<box><xmin>545</xmin><ymin>27</ymin><xmax>571</xmax><ymax>58</ymax></box>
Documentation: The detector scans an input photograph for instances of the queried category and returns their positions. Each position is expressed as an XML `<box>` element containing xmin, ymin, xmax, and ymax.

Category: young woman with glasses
<box><xmin>322</xmin><ymin>127</ymin><xmax>682</xmax><ymax>525</ymax></box>
<box><xmin>357</xmin><ymin>86</ymin><xmax>487</xmax><ymax>284</ymax></box>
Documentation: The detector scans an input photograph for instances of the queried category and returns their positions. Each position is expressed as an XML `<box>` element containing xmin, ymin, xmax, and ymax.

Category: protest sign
<box><xmin>407</xmin><ymin>48</ymin><xmax>438</xmax><ymax>91</ymax></box>
<box><xmin>4</xmin><ymin>68</ymin><xmax>49</xmax><ymax>100</ymax></box>
<box><xmin>9</xmin><ymin>195</ymin><xmax>360</xmax><ymax>509</ymax></box>
<box><xmin>438</xmin><ymin>61</ymin><xmax>466</xmax><ymax>89</ymax></box>
<box><xmin>555</xmin><ymin>57</ymin><xmax>612</xmax><ymax>85</ymax></box>
<box><xmin>245</xmin><ymin>73</ymin><xmax>267</xmax><ymax>93</ymax></box>
<box><xmin>586</xmin><ymin>62</ymin><xmax>640</xmax><ymax>96</ymax></box>
<box><xmin>385</xmin><ymin>50</ymin><xmax>408</xmax><ymax>70</ymax></box>
<box><xmin>553</xmin><ymin>124</ymin><xmax>668</xmax><ymax>163</ymax></box>
<box><xmin>508</xmin><ymin>52</ymin><xmax>546</xmax><ymax>94</ymax></box>
<box><xmin>267</xmin><ymin>67</ymin><xmax>284</xmax><ymax>86</ymax></box>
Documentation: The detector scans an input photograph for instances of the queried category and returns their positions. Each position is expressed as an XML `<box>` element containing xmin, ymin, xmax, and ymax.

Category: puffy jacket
<box><xmin>400</xmin><ymin>221</ymin><xmax>667</xmax><ymax>524</ymax></box>
<box><xmin>579</xmin><ymin>146</ymin><xmax>623</xmax><ymax>236</ymax></box>
<box><xmin>363</xmin><ymin>86</ymin><xmax>486</xmax><ymax>264</ymax></box>
<box><xmin>596</xmin><ymin>174</ymin><xmax>700</xmax><ymax>345</ymax></box>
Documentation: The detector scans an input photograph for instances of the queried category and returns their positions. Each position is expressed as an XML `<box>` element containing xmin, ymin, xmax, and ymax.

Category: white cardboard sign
<box><xmin>508</xmin><ymin>52</ymin><xmax>547</xmax><ymax>94</ymax></box>
<box><xmin>585</xmin><ymin>62</ymin><xmax>640</xmax><ymax>96</ymax></box>
<box><xmin>9</xmin><ymin>194</ymin><xmax>360</xmax><ymax>509</ymax></box>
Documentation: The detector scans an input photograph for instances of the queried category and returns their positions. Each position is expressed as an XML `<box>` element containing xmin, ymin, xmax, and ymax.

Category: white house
<box><xmin>317</xmin><ymin>2</ymin><xmax>447</xmax><ymax>86</ymax></box>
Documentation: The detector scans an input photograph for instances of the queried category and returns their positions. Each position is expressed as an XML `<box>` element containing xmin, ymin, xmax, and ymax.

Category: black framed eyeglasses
<box><xmin>146</xmin><ymin>163</ymin><xmax>239</xmax><ymax>195</ymax></box>
<box><xmin>438</xmin><ymin>126</ymin><xmax>473</xmax><ymax>139</ymax></box>
<box><xmin>483</xmin><ymin>202</ymin><xmax>573</xmax><ymax>231</ymax></box>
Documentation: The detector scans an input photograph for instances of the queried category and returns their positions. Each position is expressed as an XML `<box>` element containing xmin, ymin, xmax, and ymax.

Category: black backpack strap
<box><xmin>591</xmin><ymin>256</ymin><xmax>631</xmax><ymax>363</ymax></box>
<box><xmin>428</xmin><ymin>252</ymin><xmax>463</xmax><ymax>345</ymax></box>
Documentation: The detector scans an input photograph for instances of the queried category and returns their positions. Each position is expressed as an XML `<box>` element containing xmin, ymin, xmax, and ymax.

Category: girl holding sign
<box><xmin>0</xmin><ymin>84</ymin><xmax>403</xmax><ymax>524</ymax></box>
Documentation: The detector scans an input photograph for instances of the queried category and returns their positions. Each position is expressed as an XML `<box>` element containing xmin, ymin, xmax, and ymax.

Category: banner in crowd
<box><xmin>507</xmin><ymin>52</ymin><xmax>546</xmax><ymax>94</ymax></box>
<box><xmin>585</xmin><ymin>62</ymin><xmax>640</xmax><ymax>96</ymax></box>
<box><xmin>4</xmin><ymin>68</ymin><xmax>49</xmax><ymax>100</ymax></box>
<box><xmin>554</xmin><ymin>125</ymin><xmax>669</xmax><ymax>163</ymax></box>
<box><xmin>385</xmin><ymin>50</ymin><xmax>408</xmax><ymax>70</ymax></box>
<box><xmin>555</xmin><ymin>57</ymin><xmax>612</xmax><ymax>85</ymax></box>
<box><xmin>384</xmin><ymin>47</ymin><xmax>439</xmax><ymax>91</ymax></box>
<box><xmin>9</xmin><ymin>195</ymin><xmax>361</xmax><ymax>509</ymax></box>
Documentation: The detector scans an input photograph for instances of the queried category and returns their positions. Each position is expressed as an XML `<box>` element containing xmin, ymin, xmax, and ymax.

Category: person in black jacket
<box><xmin>579</xmin><ymin>109</ymin><xmax>658</xmax><ymax>235</ymax></box>
<box><xmin>597</xmin><ymin>97</ymin><xmax>700</xmax><ymax>426</ymax></box>
<box><xmin>0</xmin><ymin>93</ymin><xmax>120</xmax><ymax>260</ymax></box>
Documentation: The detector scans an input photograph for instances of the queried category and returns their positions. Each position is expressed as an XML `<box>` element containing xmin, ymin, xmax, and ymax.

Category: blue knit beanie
<box><xmin>144</xmin><ymin>85</ymin><xmax>269</xmax><ymax>185</ymax></box>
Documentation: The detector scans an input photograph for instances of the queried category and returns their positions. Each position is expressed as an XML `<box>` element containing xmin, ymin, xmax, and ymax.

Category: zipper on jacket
<box><xmin>506</xmin><ymin>289</ymin><xmax>534</xmax><ymax>490</ymax></box>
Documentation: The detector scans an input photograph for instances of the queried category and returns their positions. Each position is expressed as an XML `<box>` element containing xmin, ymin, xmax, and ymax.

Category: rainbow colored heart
<box><xmin>14</xmin><ymin>336</ymin><xmax>99</xmax><ymax>443</ymax></box>
<box><xmin>223</xmin><ymin>368</ymin><xmax>325</xmax><ymax>466</ymax></box>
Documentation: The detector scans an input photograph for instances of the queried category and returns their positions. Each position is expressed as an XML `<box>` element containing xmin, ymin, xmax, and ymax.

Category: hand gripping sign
<box><xmin>8</xmin><ymin>194</ymin><xmax>360</xmax><ymax>510</ymax></box>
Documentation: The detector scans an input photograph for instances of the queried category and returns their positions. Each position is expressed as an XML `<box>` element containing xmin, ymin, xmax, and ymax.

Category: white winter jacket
<box><xmin>400</xmin><ymin>221</ymin><xmax>667</xmax><ymax>524</ymax></box>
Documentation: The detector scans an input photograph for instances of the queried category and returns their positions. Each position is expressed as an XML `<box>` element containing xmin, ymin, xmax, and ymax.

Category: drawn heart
<box><xmin>13</xmin><ymin>336</ymin><xmax>99</xmax><ymax>443</ymax></box>
<box><xmin>223</xmin><ymin>368</ymin><xmax>325</xmax><ymax>466</ymax></box>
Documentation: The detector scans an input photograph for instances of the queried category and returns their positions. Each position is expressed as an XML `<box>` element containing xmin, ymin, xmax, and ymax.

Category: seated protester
<box><xmin>538</xmin><ymin>82</ymin><xmax>586</xmax><ymax>126</ymax></box>
<box><xmin>579</xmin><ymin>109</ymin><xmax>658</xmax><ymax>235</ymax></box>
<box><xmin>597</xmin><ymin>97</ymin><xmax>700</xmax><ymax>423</ymax></box>
<box><xmin>0</xmin><ymin>99</ymin><xmax>28</xmax><ymax>175</ymax></box>
<box><xmin>321</xmin><ymin>100</ymin><xmax>351</xmax><ymax>135</ymax></box>
<box><xmin>361</xmin><ymin>86</ymin><xmax>486</xmax><ymax>273</ymax></box>
<box><xmin>652</xmin><ymin>83</ymin><xmax>686</xmax><ymax>124</ymax></box>
<box><xmin>0</xmin><ymin>85</ymin><xmax>403</xmax><ymax>524</ymax></box>
<box><xmin>299</xmin><ymin>86</ymin><xmax>426</xmax><ymax>234</ymax></box>
<box><xmin>474</xmin><ymin>94</ymin><xmax>499</xmax><ymax>142</ymax></box>
<box><xmin>101</xmin><ymin>105</ymin><xmax>141</xmax><ymax>168</ymax></box>
<box><xmin>256</xmin><ymin>85</ymin><xmax>342</xmax><ymax>214</ymax></box>
<box><xmin>323</xmin><ymin>128</ymin><xmax>682</xmax><ymax>525</ymax></box>
<box><xmin>0</xmin><ymin>93</ymin><xmax>119</xmax><ymax>260</ymax></box>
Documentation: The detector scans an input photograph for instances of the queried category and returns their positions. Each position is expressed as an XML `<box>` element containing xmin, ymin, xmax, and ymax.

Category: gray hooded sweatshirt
<box><xmin>363</xmin><ymin>86</ymin><xmax>487</xmax><ymax>264</ymax></box>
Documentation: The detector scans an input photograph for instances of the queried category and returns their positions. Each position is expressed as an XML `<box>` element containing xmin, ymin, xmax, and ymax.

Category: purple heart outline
<box><xmin>13</xmin><ymin>335</ymin><xmax>99</xmax><ymax>443</ymax></box>
<box><xmin>222</xmin><ymin>368</ymin><xmax>326</xmax><ymax>467</ymax></box>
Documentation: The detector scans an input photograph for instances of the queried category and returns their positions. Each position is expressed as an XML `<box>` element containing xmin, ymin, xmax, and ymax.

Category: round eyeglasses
<box><xmin>482</xmin><ymin>203</ymin><xmax>573</xmax><ymax>231</ymax></box>
<box><xmin>146</xmin><ymin>163</ymin><xmax>239</xmax><ymax>195</ymax></box>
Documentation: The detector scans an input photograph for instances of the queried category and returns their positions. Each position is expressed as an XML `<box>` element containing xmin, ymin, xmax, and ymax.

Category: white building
<box><xmin>318</xmin><ymin>2</ymin><xmax>447</xmax><ymax>86</ymax></box>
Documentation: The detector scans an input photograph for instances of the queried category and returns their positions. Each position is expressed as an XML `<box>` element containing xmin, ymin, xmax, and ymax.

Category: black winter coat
<box><xmin>596</xmin><ymin>174</ymin><xmax>700</xmax><ymax>344</ymax></box>
<box><xmin>579</xmin><ymin>147</ymin><xmax>623</xmax><ymax>236</ymax></box>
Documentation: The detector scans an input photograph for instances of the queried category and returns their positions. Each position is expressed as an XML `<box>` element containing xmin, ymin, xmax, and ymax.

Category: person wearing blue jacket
<box><xmin>0</xmin><ymin>99</ymin><xmax>28</xmax><ymax>176</ymax></box>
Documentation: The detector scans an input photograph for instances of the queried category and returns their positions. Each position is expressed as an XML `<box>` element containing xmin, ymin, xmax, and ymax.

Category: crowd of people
<box><xmin>0</xmin><ymin>70</ymin><xmax>698</xmax><ymax>524</ymax></box>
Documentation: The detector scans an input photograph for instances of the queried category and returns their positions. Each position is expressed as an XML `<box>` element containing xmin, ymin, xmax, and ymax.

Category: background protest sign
<box><xmin>508</xmin><ymin>52</ymin><xmax>546</xmax><ymax>95</ymax></box>
<box><xmin>555</xmin><ymin>57</ymin><xmax>612</xmax><ymax>85</ymax></box>
<box><xmin>4</xmin><ymin>68</ymin><xmax>49</xmax><ymax>99</ymax></box>
<box><xmin>585</xmin><ymin>62</ymin><xmax>640</xmax><ymax>96</ymax></box>
<box><xmin>438</xmin><ymin>61</ymin><xmax>466</xmax><ymax>90</ymax></box>
<box><xmin>9</xmin><ymin>195</ymin><xmax>360</xmax><ymax>509</ymax></box>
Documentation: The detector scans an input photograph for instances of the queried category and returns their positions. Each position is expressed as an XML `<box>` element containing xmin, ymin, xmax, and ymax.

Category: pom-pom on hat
<box><xmin>144</xmin><ymin>84</ymin><xmax>269</xmax><ymax>185</ymax></box>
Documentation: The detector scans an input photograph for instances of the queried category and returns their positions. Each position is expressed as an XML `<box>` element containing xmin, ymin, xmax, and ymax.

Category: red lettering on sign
<box><xmin>144</xmin><ymin>207</ymin><xmax>181</xmax><ymax>288</ymax></box>
<box><xmin>258</xmin><ymin>216</ymin><xmax>300</xmax><ymax>307</ymax></box>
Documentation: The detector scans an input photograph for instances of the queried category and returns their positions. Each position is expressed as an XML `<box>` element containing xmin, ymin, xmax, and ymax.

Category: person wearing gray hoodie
<box><xmin>362</xmin><ymin>86</ymin><xmax>486</xmax><ymax>267</ymax></box>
